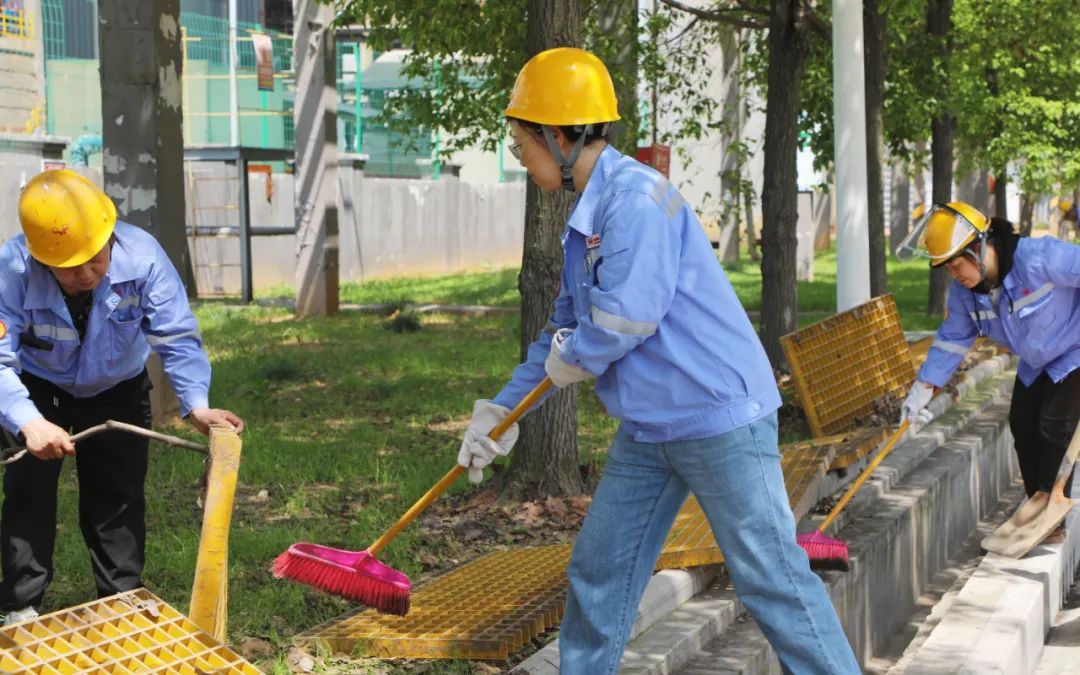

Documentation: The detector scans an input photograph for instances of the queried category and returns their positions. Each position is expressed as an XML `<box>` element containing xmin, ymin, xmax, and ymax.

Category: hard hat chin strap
<box><xmin>962</xmin><ymin>233</ymin><xmax>989</xmax><ymax>284</ymax></box>
<box><xmin>542</xmin><ymin>123</ymin><xmax>609</xmax><ymax>192</ymax></box>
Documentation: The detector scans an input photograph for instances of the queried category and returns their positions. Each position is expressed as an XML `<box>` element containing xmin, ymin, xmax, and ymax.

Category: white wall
<box><xmin>0</xmin><ymin>159</ymin><xmax>526</xmax><ymax>297</ymax></box>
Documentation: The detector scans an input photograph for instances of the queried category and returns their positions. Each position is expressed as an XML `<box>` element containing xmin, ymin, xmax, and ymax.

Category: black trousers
<box><xmin>1009</xmin><ymin>368</ymin><xmax>1080</xmax><ymax>498</ymax></box>
<box><xmin>0</xmin><ymin>370</ymin><xmax>152</xmax><ymax>610</ymax></box>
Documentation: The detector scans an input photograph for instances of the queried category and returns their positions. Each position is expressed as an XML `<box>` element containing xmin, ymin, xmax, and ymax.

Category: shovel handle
<box><xmin>1053</xmin><ymin>419</ymin><xmax>1080</xmax><ymax>486</ymax></box>
<box><xmin>818</xmin><ymin>420</ymin><xmax>910</xmax><ymax>533</ymax></box>
<box><xmin>366</xmin><ymin>377</ymin><xmax>554</xmax><ymax>556</ymax></box>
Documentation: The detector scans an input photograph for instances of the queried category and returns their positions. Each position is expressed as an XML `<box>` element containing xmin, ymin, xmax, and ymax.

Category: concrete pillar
<box><xmin>98</xmin><ymin>0</ymin><xmax>189</xmax><ymax>424</ymax></box>
<box><xmin>832</xmin><ymin>0</ymin><xmax>870</xmax><ymax>310</ymax></box>
<box><xmin>813</xmin><ymin>183</ymin><xmax>833</xmax><ymax>251</ymax></box>
<box><xmin>796</xmin><ymin>191</ymin><xmax>815</xmax><ymax>281</ymax></box>
<box><xmin>98</xmin><ymin>0</ymin><xmax>193</xmax><ymax>292</ymax></box>
<box><xmin>293</xmin><ymin>0</ymin><xmax>339</xmax><ymax>318</ymax></box>
<box><xmin>717</xmin><ymin>28</ymin><xmax>741</xmax><ymax>264</ymax></box>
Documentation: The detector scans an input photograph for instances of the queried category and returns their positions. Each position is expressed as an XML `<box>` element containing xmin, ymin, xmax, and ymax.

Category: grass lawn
<box><xmin>20</xmin><ymin>250</ymin><xmax>943</xmax><ymax>673</ymax></box>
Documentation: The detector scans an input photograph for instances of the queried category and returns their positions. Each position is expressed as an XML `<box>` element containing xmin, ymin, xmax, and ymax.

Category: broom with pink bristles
<box><xmin>798</xmin><ymin>420</ymin><xmax>911</xmax><ymax>571</ymax></box>
<box><xmin>272</xmin><ymin>378</ymin><xmax>554</xmax><ymax>615</ymax></box>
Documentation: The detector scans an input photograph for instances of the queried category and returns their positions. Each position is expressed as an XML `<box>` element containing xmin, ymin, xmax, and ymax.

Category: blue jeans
<box><xmin>559</xmin><ymin>412</ymin><xmax>860</xmax><ymax>674</ymax></box>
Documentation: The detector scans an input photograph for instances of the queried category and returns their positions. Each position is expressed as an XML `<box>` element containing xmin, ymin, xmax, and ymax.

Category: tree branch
<box><xmin>666</xmin><ymin>16</ymin><xmax>701</xmax><ymax>45</ymax></box>
<box><xmin>802</xmin><ymin>1</ymin><xmax>830</xmax><ymax>39</ymax></box>
<box><xmin>731</xmin><ymin>0</ymin><xmax>769</xmax><ymax>16</ymax></box>
<box><xmin>659</xmin><ymin>0</ymin><xmax>768</xmax><ymax>27</ymax></box>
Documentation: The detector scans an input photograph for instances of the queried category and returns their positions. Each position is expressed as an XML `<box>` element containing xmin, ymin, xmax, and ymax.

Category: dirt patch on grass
<box><xmin>410</xmin><ymin>486</ymin><xmax>591</xmax><ymax>581</ymax></box>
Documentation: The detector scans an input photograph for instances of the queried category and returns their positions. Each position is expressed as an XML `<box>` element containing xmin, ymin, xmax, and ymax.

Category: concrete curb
<box><xmin>902</xmin><ymin>491</ymin><xmax>1080</xmax><ymax>673</ymax></box>
<box><xmin>514</xmin><ymin>566</ymin><xmax>723</xmax><ymax>674</ymax></box>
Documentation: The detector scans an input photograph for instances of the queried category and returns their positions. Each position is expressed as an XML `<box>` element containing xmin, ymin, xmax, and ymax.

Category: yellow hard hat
<box><xmin>923</xmin><ymin>202</ymin><xmax>989</xmax><ymax>267</ymax></box>
<box><xmin>505</xmin><ymin>47</ymin><xmax>620</xmax><ymax>126</ymax></box>
<box><xmin>19</xmin><ymin>169</ymin><xmax>116</xmax><ymax>268</ymax></box>
<box><xmin>1060</xmin><ymin>199</ymin><xmax>1074</xmax><ymax>212</ymax></box>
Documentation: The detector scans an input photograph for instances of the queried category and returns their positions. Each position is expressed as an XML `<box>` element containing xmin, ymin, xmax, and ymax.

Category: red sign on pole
<box><xmin>252</xmin><ymin>33</ymin><xmax>275</xmax><ymax>92</ymax></box>
<box><xmin>636</xmin><ymin>143</ymin><xmax>671</xmax><ymax>177</ymax></box>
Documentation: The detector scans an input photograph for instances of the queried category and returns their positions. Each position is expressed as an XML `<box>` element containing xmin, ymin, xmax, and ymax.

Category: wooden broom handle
<box><xmin>366</xmin><ymin>377</ymin><xmax>554</xmax><ymax>556</ymax></box>
<box><xmin>818</xmin><ymin>420</ymin><xmax>910</xmax><ymax>533</ymax></box>
<box><xmin>1051</xmin><ymin>419</ymin><xmax>1080</xmax><ymax>490</ymax></box>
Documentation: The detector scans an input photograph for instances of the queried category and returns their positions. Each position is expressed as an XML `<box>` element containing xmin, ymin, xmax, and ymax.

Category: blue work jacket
<box><xmin>494</xmin><ymin>146</ymin><xmax>780</xmax><ymax>443</ymax></box>
<box><xmin>0</xmin><ymin>222</ymin><xmax>211</xmax><ymax>434</ymax></box>
<box><xmin>919</xmin><ymin>236</ymin><xmax>1080</xmax><ymax>388</ymax></box>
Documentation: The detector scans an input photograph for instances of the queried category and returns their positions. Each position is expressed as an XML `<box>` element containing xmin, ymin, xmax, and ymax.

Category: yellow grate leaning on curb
<box><xmin>0</xmin><ymin>588</ymin><xmax>260</xmax><ymax>674</ymax></box>
<box><xmin>296</xmin><ymin>545</ymin><xmax>571</xmax><ymax>659</ymax></box>
<box><xmin>781</xmin><ymin>294</ymin><xmax>915</xmax><ymax>438</ymax></box>
<box><xmin>654</xmin><ymin>438</ymin><xmax>838</xmax><ymax>570</ymax></box>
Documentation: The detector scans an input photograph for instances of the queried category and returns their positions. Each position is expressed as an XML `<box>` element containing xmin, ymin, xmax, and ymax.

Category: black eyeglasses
<box><xmin>508</xmin><ymin>129</ymin><xmax>542</xmax><ymax>160</ymax></box>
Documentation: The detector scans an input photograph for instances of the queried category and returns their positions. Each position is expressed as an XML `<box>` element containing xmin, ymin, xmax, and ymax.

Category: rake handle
<box><xmin>0</xmin><ymin>419</ymin><xmax>208</xmax><ymax>465</ymax></box>
<box><xmin>818</xmin><ymin>420</ymin><xmax>910</xmax><ymax>533</ymax></box>
<box><xmin>366</xmin><ymin>377</ymin><xmax>555</xmax><ymax>556</ymax></box>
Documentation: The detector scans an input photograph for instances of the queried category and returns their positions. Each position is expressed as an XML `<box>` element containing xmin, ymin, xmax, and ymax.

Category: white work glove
<box><xmin>901</xmin><ymin>381</ymin><xmax>935</xmax><ymax>427</ymax></box>
<box><xmin>457</xmin><ymin>400</ymin><xmax>520</xmax><ymax>484</ymax></box>
<box><xmin>544</xmin><ymin>329</ymin><xmax>594</xmax><ymax>389</ymax></box>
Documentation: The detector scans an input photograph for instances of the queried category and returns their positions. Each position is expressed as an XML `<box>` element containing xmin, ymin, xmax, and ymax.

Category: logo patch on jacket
<box><xmin>0</xmin><ymin>320</ymin><xmax>6</xmax><ymax>340</ymax></box>
<box><xmin>586</xmin><ymin>234</ymin><xmax>601</xmax><ymax>249</ymax></box>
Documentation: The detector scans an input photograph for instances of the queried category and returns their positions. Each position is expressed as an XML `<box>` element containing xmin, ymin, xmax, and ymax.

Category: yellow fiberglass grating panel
<box><xmin>781</xmin><ymin>294</ymin><xmax>915</xmax><ymax>438</ymax></box>
<box><xmin>827</xmin><ymin>427</ymin><xmax>891</xmax><ymax>471</ymax></box>
<box><xmin>0</xmin><ymin>588</ymin><xmax>262</xmax><ymax>674</ymax></box>
<box><xmin>781</xmin><ymin>443</ymin><xmax>837</xmax><ymax>522</ymax></box>
<box><xmin>655</xmin><ymin>440</ymin><xmax>836</xmax><ymax>571</ymax></box>
<box><xmin>656</xmin><ymin>496</ymin><xmax>725</xmax><ymax>570</ymax></box>
<box><xmin>296</xmin><ymin>544</ymin><xmax>572</xmax><ymax>660</ymax></box>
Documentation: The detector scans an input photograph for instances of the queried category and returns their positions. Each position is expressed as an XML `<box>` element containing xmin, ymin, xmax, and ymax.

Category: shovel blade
<box><xmin>982</xmin><ymin>493</ymin><xmax>1075</xmax><ymax>558</ymax></box>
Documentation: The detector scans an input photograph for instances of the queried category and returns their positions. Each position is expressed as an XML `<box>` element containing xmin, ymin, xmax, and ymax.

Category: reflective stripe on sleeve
<box><xmin>931</xmin><ymin>339</ymin><xmax>969</xmax><ymax>356</ymax></box>
<box><xmin>146</xmin><ymin>330</ymin><xmax>200</xmax><ymax>346</ymax></box>
<box><xmin>591</xmin><ymin>306</ymin><xmax>657</xmax><ymax>337</ymax></box>
<box><xmin>969</xmin><ymin>310</ymin><xmax>998</xmax><ymax>321</ymax></box>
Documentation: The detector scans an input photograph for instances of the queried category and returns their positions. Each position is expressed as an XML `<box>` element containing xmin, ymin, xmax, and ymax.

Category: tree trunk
<box><xmin>98</xmin><ymin>0</ymin><xmax>193</xmax><ymax>294</ymax></box>
<box><xmin>1018</xmin><ymin>194</ymin><xmax>1034</xmax><ymax>236</ymax></box>
<box><xmin>926</xmin><ymin>0</ymin><xmax>954</xmax><ymax>317</ymax></box>
<box><xmin>597</xmin><ymin>0</ymin><xmax>639</xmax><ymax>154</ymax></box>
<box><xmin>864</xmin><ymin>0</ymin><xmax>887</xmax><ymax>297</ymax></box>
<box><xmin>507</xmin><ymin>0</ymin><xmax>584</xmax><ymax>498</ymax></box>
<box><xmin>759</xmin><ymin>0</ymin><xmax>810</xmax><ymax>369</ymax></box>
<box><xmin>993</xmin><ymin>169</ymin><xmax>1007</xmax><ymax>218</ymax></box>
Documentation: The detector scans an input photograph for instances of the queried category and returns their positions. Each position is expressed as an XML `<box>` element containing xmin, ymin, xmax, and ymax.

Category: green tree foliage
<box><xmin>799</xmin><ymin>0</ymin><xmax>1080</xmax><ymax>198</ymax></box>
<box><xmin>343</xmin><ymin>0</ymin><xmax>642</xmax><ymax>156</ymax></box>
<box><xmin>950</xmin><ymin>0</ymin><xmax>1080</xmax><ymax>194</ymax></box>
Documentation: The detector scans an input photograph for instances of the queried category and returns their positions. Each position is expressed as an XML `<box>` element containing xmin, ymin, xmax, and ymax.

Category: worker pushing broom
<box><xmin>275</xmin><ymin>48</ymin><xmax>860</xmax><ymax>675</ymax></box>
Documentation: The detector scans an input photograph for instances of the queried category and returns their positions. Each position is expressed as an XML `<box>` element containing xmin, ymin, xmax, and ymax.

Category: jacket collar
<box><xmin>566</xmin><ymin>145</ymin><xmax>623</xmax><ymax>237</ymax></box>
